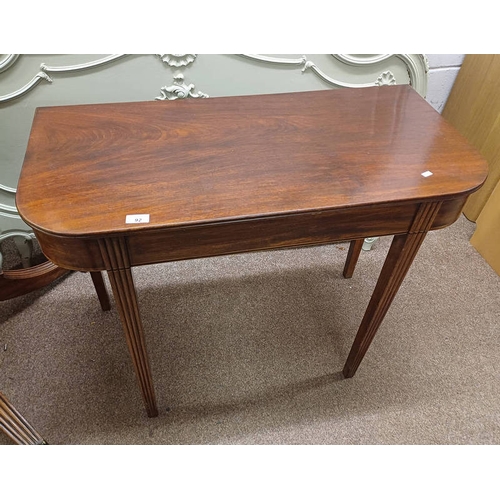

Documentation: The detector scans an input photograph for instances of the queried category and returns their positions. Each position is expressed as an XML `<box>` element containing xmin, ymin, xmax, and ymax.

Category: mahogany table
<box><xmin>16</xmin><ymin>86</ymin><xmax>487</xmax><ymax>418</ymax></box>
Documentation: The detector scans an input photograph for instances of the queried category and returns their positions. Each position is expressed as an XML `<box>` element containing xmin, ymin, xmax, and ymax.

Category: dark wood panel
<box><xmin>0</xmin><ymin>260</ymin><xmax>69</xmax><ymax>301</ymax></box>
<box><xmin>29</xmin><ymin>196</ymin><xmax>469</xmax><ymax>272</ymax></box>
<box><xmin>17</xmin><ymin>86</ymin><xmax>487</xmax><ymax>238</ymax></box>
<box><xmin>33</xmin><ymin>231</ymin><xmax>104</xmax><ymax>271</ymax></box>
<box><xmin>126</xmin><ymin>202</ymin><xmax>420</xmax><ymax>266</ymax></box>
<box><xmin>431</xmin><ymin>197</ymin><xmax>469</xmax><ymax>229</ymax></box>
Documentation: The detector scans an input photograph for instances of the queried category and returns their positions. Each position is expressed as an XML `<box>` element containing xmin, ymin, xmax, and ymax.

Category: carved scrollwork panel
<box><xmin>40</xmin><ymin>54</ymin><xmax>127</xmax><ymax>73</ymax></box>
<box><xmin>376</xmin><ymin>71</ymin><xmax>397</xmax><ymax>86</ymax></box>
<box><xmin>0</xmin><ymin>72</ymin><xmax>52</xmax><ymax>103</ymax></box>
<box><xmin>156</xmin><ymin>74</ymin><xmax>209</xmax><ymax>101</ymax></box>
<box><xmin>240</xmin><ymin>54</ymin><xmax>427</xmax><ymax>97</ymax></box>
<box><xmin>158</xmin><ymin>54</ymin><xmax>197</xmax><ymax>67</ymax></box>
<box><xmin>0</xmin><ymin>54</ymin><xmax>20</xmax><ymax>73</ymax></box>
<box><xmin>333</xmin><ymin>54</ymin><xmax>393</xmax><ymax>66</ymax></box>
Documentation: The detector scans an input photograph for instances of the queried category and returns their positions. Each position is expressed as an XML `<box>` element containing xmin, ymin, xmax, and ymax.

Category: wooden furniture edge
<box><xmin>0</xmin><ymin>391</ymin><xmax>47</xmax><ymax>445</ymax></box>
<box><xmin>27</xmin><ymin>196</ymin><xmax>470</xmax><ymax>273</ymax></box>
<box><xmin>0</xmin><ymin>259</ymin><xmax>69</xmax><ymax>301</ymax></box>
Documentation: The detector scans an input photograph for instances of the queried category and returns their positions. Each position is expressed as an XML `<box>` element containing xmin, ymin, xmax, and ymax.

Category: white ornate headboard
<box><xmin>0</xmin><ymin>54</ymin><xmax>428</xmax><ymax>267</ymax></box>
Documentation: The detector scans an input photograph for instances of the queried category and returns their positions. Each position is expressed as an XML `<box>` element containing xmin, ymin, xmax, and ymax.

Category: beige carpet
<box><xmin>1</xmin><ymin>215</ymin><xmax>499</xmax><ymax>445</ymax></box>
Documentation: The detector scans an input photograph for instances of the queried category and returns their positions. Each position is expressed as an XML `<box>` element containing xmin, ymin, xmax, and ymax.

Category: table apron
<box><xmin>127</xmin><ymin>202</ymin><xmax>419</xmax><ymax>266</ymax></box>
<box><xmin>32</xmin><ymin>197</ymin><xmax>465</xmax><ymax>271</ymax></box>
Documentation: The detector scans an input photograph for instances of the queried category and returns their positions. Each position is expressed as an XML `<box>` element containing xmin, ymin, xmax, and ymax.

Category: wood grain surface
<box><xmin>17</xmin><ymin>86</ymin><xmax>487</xmax><ymax>238</ymax></box>
<box><xmin>14</xmin><ymin>85</ymin><xmax>488</xmax><ymax>417</ymax></box>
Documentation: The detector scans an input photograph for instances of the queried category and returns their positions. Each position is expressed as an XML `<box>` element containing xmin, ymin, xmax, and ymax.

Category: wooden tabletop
<box><xmin>17</xmin><ymin>86</ymin><xmax>487</xmax><ymax>237</ymax></box>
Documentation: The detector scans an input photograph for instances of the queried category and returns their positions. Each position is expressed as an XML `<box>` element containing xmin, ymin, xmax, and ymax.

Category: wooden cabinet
<box><xmin>442</xmin><ymin>54</ymin><xmax>500</xmax><ymax>275</ymax></box>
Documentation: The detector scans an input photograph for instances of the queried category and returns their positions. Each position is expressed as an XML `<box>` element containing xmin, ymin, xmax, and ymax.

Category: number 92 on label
<box><xmin>125</xmin><ymin>214</ymin><xmax>150</xmax><ymax>224</ymax></box>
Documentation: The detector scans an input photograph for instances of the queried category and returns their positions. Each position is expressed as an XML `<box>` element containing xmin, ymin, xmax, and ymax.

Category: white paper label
<box><xmin>421</xmin><ymin>171</ymin><xmax>433</xmax><ymax>177</ymax></box>
<box><xmin>125</xmin><ymin>214</ymin><xmax>150</xmax><ymax>224</ymax></box>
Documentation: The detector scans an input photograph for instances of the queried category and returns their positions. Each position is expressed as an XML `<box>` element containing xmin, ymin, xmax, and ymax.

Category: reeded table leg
<box><xmin>0</xmin><ymin>392</ymin><xmax>47</xmax><ymax>445</ymax></box>
<box><xmin>99</xmin><ymin>238</ymin><xmax>158</xmax><ymax>417</ymax></box>
<box><xmin>343</xmin><ymin>202</ymin><xmax>442</xmax><ymax>378</ymax></box>
<box><xmin>343</xmin><ymin>239</ymin><xmax>364</xmax><ymax>278</ymax></box>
